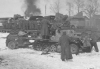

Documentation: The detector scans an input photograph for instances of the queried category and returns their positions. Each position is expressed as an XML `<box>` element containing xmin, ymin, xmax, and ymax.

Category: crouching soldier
<box><xmin>82</xmin><ymin>34</ymin><xmax>92</xmax><ymax>52</ymax></box>
<box><xmin>90</xmin><ymin>33</ymin><xmax>99</xmax><ymax>52</ymax></box>
<box><xmin>17</xmin><ymin>30</ymin><xmax>29</xmax><ymax>47</ymax></box>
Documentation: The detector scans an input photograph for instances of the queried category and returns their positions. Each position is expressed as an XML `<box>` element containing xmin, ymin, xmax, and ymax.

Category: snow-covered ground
<box><xmin>0</xmin><ymin>32</ymin><xmax>9</xmax><ymax>38</ymax></box>
<box><xmin>0</xmin><ymin>33</ymin><xmax>9</xmax><ymax>50</ymax></box>
<box><xmin>0</xmin><ymin>33</ymin><xmax>100</xmax><ymax>69</ymax></box>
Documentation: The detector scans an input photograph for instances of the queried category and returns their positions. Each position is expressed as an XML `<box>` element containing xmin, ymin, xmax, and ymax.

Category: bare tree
<box><xmin>74</xmin><ymin>0</ymin><xmax>84</xmax><ymax>13</ymax></box>
<box><xmin>50</xmin><ymin>0</ymin><xmax>62</xmax><ymax>14</ymax></box>
<box><xmin>83</xmin><ymin>0</ymin><xmax>100</xmax><ymax>18</ymax></box>
<box><xmin>66</xmin><ymin>1</ymin><xmax>74</xmax><ymax>16</ymax></box>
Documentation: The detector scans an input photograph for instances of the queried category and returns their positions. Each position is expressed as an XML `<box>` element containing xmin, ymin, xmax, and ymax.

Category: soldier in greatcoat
<box><xmin>58</xmin><ymin>32</ymin><xmax>73</xmax><ymax>61</ymax></box>
<box><xmin>41</xmin><ymin>18</ymin><xmax>50</xmax><ymax>39</ymax></box>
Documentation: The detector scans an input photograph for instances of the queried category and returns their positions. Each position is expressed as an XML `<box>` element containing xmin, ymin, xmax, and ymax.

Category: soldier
<box><xmin>58</xmin><ymin>32</ymin><xmax>73</xmax><ymax>61</ymax></box>
<box><xmin>41</xmin><ymin>18</ymin><xmax>50</xmax><ymax>39</ymax></box>
<box><xmin>83</xmin><ymin>33</ymin><xmax>91</xmax><ymax>46</ymax></box>
<box><xmin>90</xmin><ymin>33</ymin><xmax>99</xmax><ymax>52</ymax></box>
<box><xmin>17</xmin><ymin>30</ymin><xmax>29</xmax><ymax>47</ymax></box>
<box><xmin>82</xmin><ymin>33</ymin><xmax>92</xmax><ymax>52</ymax></box>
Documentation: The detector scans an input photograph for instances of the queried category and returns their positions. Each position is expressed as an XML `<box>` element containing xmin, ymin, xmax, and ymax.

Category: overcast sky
<box><xmin>0</xmin><ymin>0</ymin><xmax>24</xmax><ymax>17</ymax></box>
<box><xmin>0</xmin><ymin>0</ymin><xmax>70</xmax><ymax>17</ymax></box>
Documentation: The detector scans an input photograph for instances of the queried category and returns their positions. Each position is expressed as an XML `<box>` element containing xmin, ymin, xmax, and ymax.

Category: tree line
<box><xmin>44</xmin><ymin>0</ymin><xmax>100</xmax><ymax>19</ymax></box>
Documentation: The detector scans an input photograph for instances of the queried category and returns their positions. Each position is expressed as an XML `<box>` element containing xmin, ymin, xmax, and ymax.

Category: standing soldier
<box><xmin>41</xmin><ymin>18</ymin><xmax>50</xmax><ymax>39</ymax></box>
<box><xmin>58</xmin><ymin>32</ymin><xmax>73</xmax><ymax>61</ymax></box>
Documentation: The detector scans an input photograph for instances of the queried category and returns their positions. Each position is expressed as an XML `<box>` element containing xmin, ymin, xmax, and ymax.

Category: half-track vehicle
<box><xmin>5</xmin><ymin>14</ymin><xmax>93</xmax><ymax>55</ymax></box>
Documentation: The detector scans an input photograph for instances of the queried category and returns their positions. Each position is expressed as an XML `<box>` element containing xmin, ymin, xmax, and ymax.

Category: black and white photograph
<box><xmin>0</xmin><ymin>0</ymin><xmax>100</xmax><ymax>69</ymax></box>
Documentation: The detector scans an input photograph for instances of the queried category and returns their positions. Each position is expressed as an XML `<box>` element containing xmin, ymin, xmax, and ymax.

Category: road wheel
<box><xmin>50</xmin><ymin>45</ymin><xmax>57</xmax><ymax>52</ymax></box>
<box><xmin>56</xmin><ymin>45</ymin><xmax>61</xmax><ymax>53</ymax></box>
<box><xmin>8</xmin><ymin>41</ymin><xmax>17</xmax><ymax>49</ymax></box>
<box><xmin>42</xmin><ymin>46</ymin><xmax>49</xmax><ymax>54</ymax></box>
<box><xmin>70</xmin><ymin>44</ymin><xmax>79</xmax><ymax>54</ymax></box>
<box><xmin>36</xmin><ymin>44</ymin><xmax>42</xmax><ymax>51</ymax></box>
